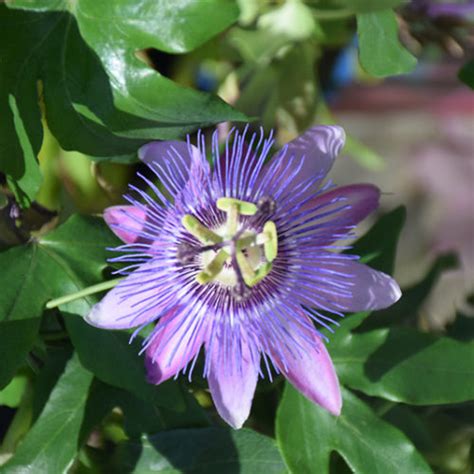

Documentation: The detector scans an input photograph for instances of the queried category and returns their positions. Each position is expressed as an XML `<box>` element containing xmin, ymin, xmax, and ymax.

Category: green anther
<box><xmin>247</xmin><ymin>262</ymin><xmax>273</xmax><ymax>286</ymax></box>
<box><xmin>216</xmin><ymin>197</ymin><xmax>258</xmax><ymax>216</ymax></box>
<box><xmin>227</xmin><ymin>203</ymin><xmax>239</xmax><ymax>235</ymax></box>
<box><xmin>182</xmin><ymin>214</ymin><xmax>222</xmax><ymax>244</ymax></box>
<box><xmin>263</xmin><ymin>221</ymin><xmax>278</xmax><ymax>262</ymax></box>
<box><xmin>196</xmin><ymin>249</ymin><xmax>229</xmax><ymax>284</ymax></box>
<box><xmin>236</xmin><ymin>251</ymin><xmax>256</xmax><ymax>285</ymax></box>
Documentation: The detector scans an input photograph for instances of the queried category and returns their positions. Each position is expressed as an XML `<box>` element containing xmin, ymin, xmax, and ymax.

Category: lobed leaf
<box><xmin>331</xmin><ymin>327</ymin><xmax>474</xmax><ymax>405</ymax></box>
<box><xmin>276</xmin><ymin>385</ymin><xmax>432</xmax><ymax>474</ymax></box>
<box><xmin>0</xmin><ymin>214</ymin><xmax>118</xmax><ymax>322</ymax></box>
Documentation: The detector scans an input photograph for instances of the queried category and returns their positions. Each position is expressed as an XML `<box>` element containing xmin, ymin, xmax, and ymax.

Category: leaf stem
<box><xmin>45</xmin><ymin>278</ymin><xmax>123</xmax><ymax>309</ymax></box>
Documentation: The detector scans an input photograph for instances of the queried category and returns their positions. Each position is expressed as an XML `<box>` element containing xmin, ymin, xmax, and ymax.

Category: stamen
<box><xmin>263</xmin><ymin>221</ymin><xmax>278</xmax><ymax>262</ymax></box>
<box><xmin>217</xmin><ymin>197</ymin><xmax>258</xmax><ymax>216</ymax></box>
<box><xmin>196</xmin><ymin>249</ymin><xmax>230</xmax><ymax>284</ymax></box>
<box><xmin>247</xmin><ymin>262</ymin><xmax>273</xmax><ymax>286</ymax></box>
<box><xmin>236</xmin><ymin>251</ymin><xmax>256</xmax><ymax>285</ymax></box>
<box><xmin>182</xmin><ymin>215</ymin><xmax>222</xmax><ymax>244</ymax></box>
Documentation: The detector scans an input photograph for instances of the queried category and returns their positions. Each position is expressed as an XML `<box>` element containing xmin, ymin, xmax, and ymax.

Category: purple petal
<box><xmin>85</xmin><ymin>261</ymin><xmax>167</xmax><ymax>330</ymax></box>
<box><xmin>207</xmin><ymin>340</ymin><xmax>259</xmax><ymax>429</ymax></box>
<box><xmin>428</xmin><ymin>3</ymin><xmax>474</xmax><ymax>18</ymax></box>
<box><xmin>300</xmin><ymin>260</ymin><xmax>402</xmax><ymax>313</ymax></box>
<box><xmin>103</xmin><ymin>205</ymin><xmax>147</xmax><ymax>244</ymax></box>
<box><xmin>271</xmin><ymin>125</ymin><xmax>345</xmax><ymax>189</ymax></box>
<box><xmin>145</xmin><ymin>310</ymin><xmax>207</xmax><ymax>385</ymax></box>
<box><xmin>138</xmin><ymin>141</ymin><xmax>206</xmax><ymax>196</ymax></box>
<box><xmin>273</xmin><ymin>323</ymin><xmax>342</xmax><ymax>415</ymax></box>
<box><xmin>291</xmin><ymin>184</ymin><xmax>380</xmax><ymax>245</ymax></box>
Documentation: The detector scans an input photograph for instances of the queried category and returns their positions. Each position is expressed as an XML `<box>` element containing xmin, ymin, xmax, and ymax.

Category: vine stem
<box><xmin>45</xmin><ymin>278</ymin><xmax>123</xmax><ymax>309</ymax></box>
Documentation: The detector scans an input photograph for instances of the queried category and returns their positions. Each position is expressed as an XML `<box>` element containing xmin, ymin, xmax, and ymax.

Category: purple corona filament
<box><xmin>86</xmin><ymin>125</ymin><xmax>401</xmax><ymax>429</ymax></box>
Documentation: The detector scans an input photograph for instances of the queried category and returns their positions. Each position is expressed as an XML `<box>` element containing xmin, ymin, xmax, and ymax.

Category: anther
<box><xmin>182</xmin><ymin>214</ymin><xmax>222</xmax><ymax>244</ymax></box>
<box><xmin>263</xmin><ymin>221</ymin><xmax>278</xmax><ymax>262</ymax></box>
<box><xmin>217</xmin><ymin>197</ymin><xmax>258</xmax><ymax>216</ymax></box>
<box><xmin>196</xmin><ymin>249</ymin><xmax>230</xmax><ymax>284</ymax></box>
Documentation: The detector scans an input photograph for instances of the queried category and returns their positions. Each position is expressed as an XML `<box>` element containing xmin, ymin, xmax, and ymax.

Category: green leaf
<box><xmin>338</xmin><ymin>0</ymin><xmax>405</xmax><ymax>13</ymax></box>
<box><xmin>331</xmin><ymin>327</ymin><xmax>474</xmax><ymax>404</ymax></box>
<box><xmin>0</xmin><ymin>373</ymin><xmax>28</xmax><ymax>408</ymax></box>
<box><xmin>0</xmin><ymin>6</ymin><xmax>143</xmax><ymax>186</ymax></box>
<box><xmin>351</xmin><ymin>206</ymin><xmax>406</xmax><ymax>275</ymax></box>
<box><xmin>114</xmin><ymin>428</ymin><xmax>286</xmax><ymax>473</ymax></box>
<box><xmin>65</xmin><ymin>315</ymin><xmax>184</xmax><ymax>411</ymax></box>
<box><xmin>0</xmin><ymin>353</ymin><xmax>93</xmax><ymax>474</ymax></box>
<box><xmin>357</xmin><ymin>9</ymin><xmax>417</xmax><ymax>77</ymax></box>
<box><xmin>4</xmin><ymin>2</ymin><xmax>246</xmax><ymax>151</ymax></box>
<box><xmin>458</xmin><ymin>59</ymin><xmax>474</xmax><ymax>90</ymax></box>
<box><xmin>0</xmin><ymin>214</ymin><xmax>118</xmax><ymax>322</ymax></box>
<box><xmin>83</xmin><ymin>379</ymin><xmax>209</xmax><ymax>440</ymax></box>
<box><xmin>6</xmin><ymin>95</ymin><xmax>42</xmax><ymax>207</ymax></box>
<box><xmin>276</xmin><ymin>385</ymin><xmax>431</xmax><ymax>474</ymax></box>
<box><xmin>31</xmin><ymin>346</ymin><xmax>72</xmax><ymax>421</ymax></box>
<box><xmin>0</xmin><ymin>319</ymin><xmax>40</xmax><ymax>389</ymax></box>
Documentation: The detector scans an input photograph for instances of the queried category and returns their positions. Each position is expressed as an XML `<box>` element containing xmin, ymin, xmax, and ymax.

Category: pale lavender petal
<box><xmin>138</xmin><ymin>141</ymin><xmax>206</xmax><ymax>195</ymax></box>
<box><xmin>298</xmin><ymin>260</ymin><xmax>402</xmax><ymax>313</ymax></box>
<box><xmin>273</xmin><ymin>323</ymin><xmax>342</xmax><ymax>415</ymax></box>
<box><xmin>428</xmin><ymin>3</ymin><xmax>474</xmax><ymax>18</ymax></box>
<box><xmin>104</xmin><ymin>205</ymin><xmax>147</xmax><ymax>244</ymax></box>
<box><xmin>289</xmin><ymin>184</ymin><xmax>380</xmax><ymax>245</ymax></box>
<box><xmin>138</xmin><ymin>140</ymin><xmax>202</xmax><ymax>169</ymax></box>
<box><xmin>145</xmin><ymin>310</ymin><xmax>207</xmax><ymax>385</ymax></box>
<box><xmin>207</xmin><ymin>339</ymin><xmax>259</xmax><ymax>429</ymax></box>
<box><xmin>272</xmin><ymin>125</ymin><xmax>345</xmax><ymax>188</ymax></box>
<box><xmin>85</xmin><ymin>260</ymin><xmax>168</xmax><ymax>329</ymax></box>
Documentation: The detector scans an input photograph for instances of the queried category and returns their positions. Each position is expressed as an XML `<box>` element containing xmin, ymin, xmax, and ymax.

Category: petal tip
<box><xmin>137</xmin><ymin>142</ymin><xmax>156</xmax><ymax>163</ymax></box>
<box><xmin>84</xmin><ymin>301</ymin><xmax>108</xmax><ymax>329</ymax></box>
<box><xmin>326</xmin><ymin>125</ymin><xmax>346</xmax><ymax>154</ymax></box>
<box><xmin>325</xmin><ymin>392</ymin><xmax>343</xmax><ymax>416</ymax></box>
<box><xmin>390</xmin><ymin>278</ymin><xmax>402</xmax><ymax>304</ymax></box>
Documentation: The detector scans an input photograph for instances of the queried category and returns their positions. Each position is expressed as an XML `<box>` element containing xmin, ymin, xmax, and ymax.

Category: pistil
<box><xmin>180</xmin><ymin>197</ymin><xmax>278</xmax><ymax>298</ymax></box>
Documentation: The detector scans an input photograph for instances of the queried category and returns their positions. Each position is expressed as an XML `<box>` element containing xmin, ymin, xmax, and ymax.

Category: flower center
<box><xmin>180</xmin><ymin>197</ymin><xmax>278</xmax><ymax>301</ymax></box>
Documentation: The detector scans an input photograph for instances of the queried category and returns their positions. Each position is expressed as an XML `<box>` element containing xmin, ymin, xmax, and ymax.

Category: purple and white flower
<box><xmin>86</xmin><ymin>125</ymin><xmax>401</xmax><ymax>428</ymax></box>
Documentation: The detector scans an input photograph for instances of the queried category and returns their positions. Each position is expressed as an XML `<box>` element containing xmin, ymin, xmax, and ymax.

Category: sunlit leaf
<box><xmin>276</xmin><ymin>385</ymin><xmax>431</xmax><ymax>474</ymax></box>
<box><xmin>331</xmin><ymin>327</ymin><xmax>474</xmax><ymax>404</ymax></box>
<box><xmin>357</xmin><ymin>9</ymin><xmax>417</xmax><ymax>77</ymax></box>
